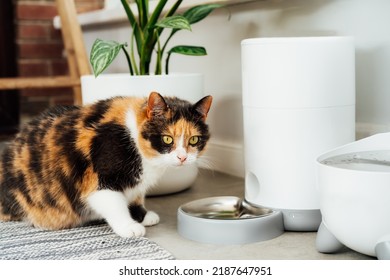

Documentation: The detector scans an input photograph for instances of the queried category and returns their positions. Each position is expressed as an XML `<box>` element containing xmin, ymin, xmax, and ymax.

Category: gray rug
<box><xmin>0</xmin><ymin>221</ymin><xmax>175</xmax><ymax>260</ymax></box>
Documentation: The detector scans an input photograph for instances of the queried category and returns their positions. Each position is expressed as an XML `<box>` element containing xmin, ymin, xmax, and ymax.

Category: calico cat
<box><xmin>0</xmin><ymin>92</ymin><xmax>212</xmax><ymax>238</ymax></box>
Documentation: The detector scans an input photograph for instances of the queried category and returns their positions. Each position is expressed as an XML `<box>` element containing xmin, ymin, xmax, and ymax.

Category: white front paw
<box><xmin>113</xmin><ymin>222</ymin><xmax>146</xmax><ymax>238</ymax></box>
<box><xmin>142</xmin><ymin>211</ymin><xmax>160</xmax><ymax>226</ymax></box>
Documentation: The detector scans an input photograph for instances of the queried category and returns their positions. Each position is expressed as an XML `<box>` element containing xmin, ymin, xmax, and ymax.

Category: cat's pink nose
<box><xmin>177</xmin><ymin>155</ymin><xmax>187</xmax><ymax>163</ymax></box>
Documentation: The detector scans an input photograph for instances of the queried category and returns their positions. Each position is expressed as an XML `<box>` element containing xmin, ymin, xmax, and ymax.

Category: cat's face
<box><xmin>139</xmin><ymin>92</ymin><xmax>212</xmax><ymax>167</ymax></box>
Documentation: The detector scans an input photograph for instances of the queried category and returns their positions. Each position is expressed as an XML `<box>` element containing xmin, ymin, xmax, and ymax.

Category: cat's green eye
<box><xmin>189</xmin><ymin>136</ymin><xmax>199</xmax><ymax>146</ymax></box>
<box><xmin>162</xmin><ymin>135</ymin><xmax>173</xmax><ymax>145</ymax></box>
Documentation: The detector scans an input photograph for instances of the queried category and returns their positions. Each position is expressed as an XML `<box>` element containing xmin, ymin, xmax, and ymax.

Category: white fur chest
<box><xmin>138</xmin><ymin>158</ymin><xmax>166</xmax><ymax>191</ymax></box>
<box><xmin>123</xmin><ymin>158</ymin><xmax>166</xmax><ymax>202</ymax></box>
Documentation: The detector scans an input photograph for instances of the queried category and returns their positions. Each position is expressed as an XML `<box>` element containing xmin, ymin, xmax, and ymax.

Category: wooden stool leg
<box><xmin>56</xmin><ymin>0</ymin><xmax>91</xmax><ymax>105</ymax></box>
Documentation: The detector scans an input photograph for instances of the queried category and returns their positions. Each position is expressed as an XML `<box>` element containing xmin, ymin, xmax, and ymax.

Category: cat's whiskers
<box><xmin>196</xmin><ymin>155</ymin><xmax>215</xmax><ymax>171</ymax></box>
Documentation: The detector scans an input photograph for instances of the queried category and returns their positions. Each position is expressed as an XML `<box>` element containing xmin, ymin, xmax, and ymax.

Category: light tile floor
<box><xmin>145</xmin><ymin>169</ymin><xmax>372</xmax><ymax>260</ymax></box>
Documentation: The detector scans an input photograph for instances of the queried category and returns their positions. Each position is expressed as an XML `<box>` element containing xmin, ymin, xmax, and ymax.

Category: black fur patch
<box><xmin>141</xmin><ymin>117</ymin><xmax>171</xmax><ymax>154</ymax></box>
<box><xmin>27</xmin><ymin>128</ymin><xmax>44</xmax><ymax>182</ymax></box>
<box><xmin>84</xmin><ymin>99</ymin><xmax>112</xmax><ymax>128</ymax></box>
<box><xmin>43</xmin><ymin>191</ymin><xmax>58</xmax><ymax>208</ymax></box>
<box><xmin>0</xmin><ymin>149</ymin><xmax>27</xmax><ymax>218</ymax></box>
<box><xmin>54</xmin><ymin>168</ymin><xmax>84</xmax><ymax>213</ymax></box>
<box><xmin>128</xmin><ymin>204</ymin><xmax>147</xmax><ymax>223</ymax></box>
<box><xmin>191</xmin><ymin>120</ymin><xmax>210</xmax><ymax>151</ymax></box>
<box><xmin>91</xmin><ymin>122</ymin><xmax>142</xmax><ymax>191</ymax></box>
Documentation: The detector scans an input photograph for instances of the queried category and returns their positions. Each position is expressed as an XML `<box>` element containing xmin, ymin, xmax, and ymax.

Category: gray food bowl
<box><xmin>177</xmin><ymin>196</ymin><xmax>284</xmax><ymax>244</ymax></box>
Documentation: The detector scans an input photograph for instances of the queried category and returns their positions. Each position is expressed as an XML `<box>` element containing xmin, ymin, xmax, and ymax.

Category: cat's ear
<box><xmin>194</xmin><ymin>95</ymin><xmax>213</xmax><ymax>121</ymax></box>
<box><xmin>147</xmin><ymin>92</ymin><xmax>168</xmax><ymax>119</ymax></box>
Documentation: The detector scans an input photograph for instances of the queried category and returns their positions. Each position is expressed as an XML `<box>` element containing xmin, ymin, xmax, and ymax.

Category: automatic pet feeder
<box><xmin>177</xmin><ymin>37</ymin><xmax>355</xmax><ymax>244</ymax></box>
<box><xmin>316</xmin><ymin>133</ymin><xmax>390</xmax><ymax>259</ymax></box>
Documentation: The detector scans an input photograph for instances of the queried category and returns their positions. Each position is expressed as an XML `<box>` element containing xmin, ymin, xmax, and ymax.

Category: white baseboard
<box><xmin>355</xmin><ymin>122</ymin><xmax>390</xmax><ymax>139</ymax></box>
<box><xmin>200</xmin><ymin>122</ymin><xmax>390</xmax><ymax>178</ymax></box>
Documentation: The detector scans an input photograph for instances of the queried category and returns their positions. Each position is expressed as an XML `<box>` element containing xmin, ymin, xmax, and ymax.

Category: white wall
<box><xmin>80</xmin><ymin>0</ymin><xmax>390</xmax><ymax>177</ymax></box>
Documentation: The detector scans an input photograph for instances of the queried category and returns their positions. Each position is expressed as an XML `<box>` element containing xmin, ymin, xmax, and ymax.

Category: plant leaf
<box><xmin>183</xmin><ymin>4</ymin><xmax>223</xmax><ymax>24</ymax></box>
<box><xmin>168</xmin><ymin>45</ymin><xmax>207</xmax><ymax>56</ymax></box>
<box><xmin>90</xmin><ymin>39</ymin><xmax>125</xmax><ymax>77</ymax></box>
<box><xmin>120</xmin><ymin>0</ymin><xmax>142</xmax><ymax>56</ymax></box>
<box><xmin>156</xmin><ymin>15</ymin><xmax>191</xmax><ymax>31</ymax></box>
<box><xmin>165</xmin><ymin>45</ymin><xmax>207</xmax><ymax>74</ymax></box>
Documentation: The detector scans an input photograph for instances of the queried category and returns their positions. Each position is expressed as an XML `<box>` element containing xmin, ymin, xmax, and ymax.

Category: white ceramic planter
<box><xmin>81</xmin><ymin>73</ymin><xmax>204</xmax><ymax>195</ymax></box>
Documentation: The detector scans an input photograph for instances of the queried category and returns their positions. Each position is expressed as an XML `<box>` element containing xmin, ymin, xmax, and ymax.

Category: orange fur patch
<box><xmin>13</xmin><ymin>189</ymin><xmax>81</xmax><ymax>230</ymax></box>
<box><xmin>101</xmin><ymin>97</ymin><xmax>145</xmax><ymax>126</ymax></box>
<box><xmin>0</xmin><ymin>162</ymin><xmax>3</xmax><ymax>184</ymax></box>
<box><xmin>45</xmin><ymin>122</ymin><xmax>73</xmax><ymax>178</ymax></box>
<box><xmin>79</xmin><ymin>166</ymin><xmax>99</xmax><ymax>200</ymax></box>
<box><xmin>168</xmin><ymin>119</ymin><xmax>201</xmax><ymax>151</ymax></box>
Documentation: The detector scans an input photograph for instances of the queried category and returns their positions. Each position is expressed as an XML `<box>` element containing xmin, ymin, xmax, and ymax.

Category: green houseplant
<box><xmin>90</xmin><ymin>0</ymin><xmax>222</xmax><ymax>77</ymax></box>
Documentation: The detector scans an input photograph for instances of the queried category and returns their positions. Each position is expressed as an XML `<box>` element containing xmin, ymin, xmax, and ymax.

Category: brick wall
<box><xmin>15</xmin><ymin>0</ymin><xmax>104</xmax><ymax>116</ymax></box>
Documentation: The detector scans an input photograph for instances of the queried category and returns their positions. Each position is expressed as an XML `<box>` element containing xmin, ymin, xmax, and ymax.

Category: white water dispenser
<box><xmin>241</xmin><ymin>37</ymin><xmax>355</xmax><ymax>231</ymax></box>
